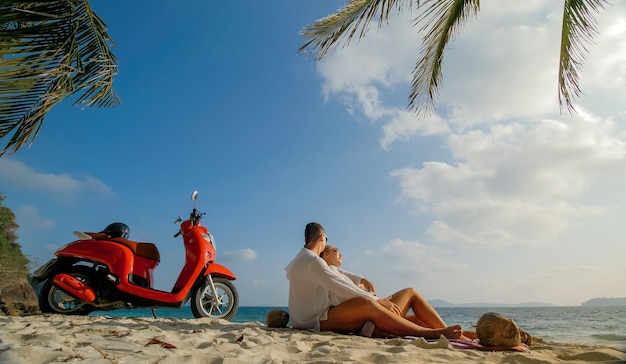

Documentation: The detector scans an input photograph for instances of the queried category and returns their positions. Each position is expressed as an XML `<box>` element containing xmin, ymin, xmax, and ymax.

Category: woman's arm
<box><xmin>337</xmin><ymin>268</ymin><xmax>377</xmax><ymax>295</ymax></box>
<box><xmin>358</xmin><ymin>277</ymin><xmax>377</xmax><ymax>295</ymax></box>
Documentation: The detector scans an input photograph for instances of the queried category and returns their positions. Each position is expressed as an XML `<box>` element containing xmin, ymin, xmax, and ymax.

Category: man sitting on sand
<box><xmin>285</xmin><ymin>222</ymin><xmax>466</xmax><ymax>339</ymax></box>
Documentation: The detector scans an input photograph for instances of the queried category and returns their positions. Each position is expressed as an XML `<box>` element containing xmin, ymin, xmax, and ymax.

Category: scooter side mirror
<box><xmin>191</xmin><ymin>191</ymin><xmax>198</xmax><ymax>201</ymax></box>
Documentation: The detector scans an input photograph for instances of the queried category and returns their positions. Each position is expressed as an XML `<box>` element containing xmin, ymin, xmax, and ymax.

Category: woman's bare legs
<box><xmin>388</xmin><ymin>288</ymin><xmax>476</xmax><ymax>340</ymax></box>
<box><xmin>388</xmin><ymin>288</ymin><xmax>447</xmax><ymax>327</ymax></box>
<box><xmin>319</xmin><ymin>297</ymin><xmax>462</xmax><ymax>339</ymax></box>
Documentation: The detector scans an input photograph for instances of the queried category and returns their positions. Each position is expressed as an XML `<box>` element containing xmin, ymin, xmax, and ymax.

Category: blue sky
<box><xmin>1</xmin><ymin>1</ymin><xmax>625</xmax><ymax>307</ymax></box>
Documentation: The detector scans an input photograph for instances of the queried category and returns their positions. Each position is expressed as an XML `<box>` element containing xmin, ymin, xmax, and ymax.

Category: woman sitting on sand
<box><xmin>320</xmin><ymin>244</ymin><xmax>475</xmax><ymax>340</ymax></box>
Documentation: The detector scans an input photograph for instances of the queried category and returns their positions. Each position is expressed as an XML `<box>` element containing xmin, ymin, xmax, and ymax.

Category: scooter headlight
<box><xmin>201</xmin><ymin>232</ymin><xmax>216</xmax><ymax>249</ymax></box>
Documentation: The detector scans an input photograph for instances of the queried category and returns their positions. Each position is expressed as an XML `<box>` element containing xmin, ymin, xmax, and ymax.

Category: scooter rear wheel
<box><xmin>39</xmin><ymin>266</ymin><xmax>95</xmax><ymax>315</ymax></box>
<box><xmin>191</xmin><ymin>277</ymin><xmax>239</xmax><ymax>320</ymax></box>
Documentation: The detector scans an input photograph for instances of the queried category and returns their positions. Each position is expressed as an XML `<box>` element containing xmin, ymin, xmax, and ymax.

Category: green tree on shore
<box><xmin>0</xmin><ymin>0</ymin><xmax>119</xmax><ymax>157</ymax></box>
<box><xmin>0</xmin><ymin>193</ymin><xmax>29</xmax><ymax>294</ymax></box>
<box><xmin>299</xmin><ymin>0</ymin><xmax>608</xmax><ymax>115</ymax></box>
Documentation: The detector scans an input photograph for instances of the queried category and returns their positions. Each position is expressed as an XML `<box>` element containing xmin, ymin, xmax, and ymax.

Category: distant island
<box><xmin>428</xmin><ymin>299</ymin><xmax>553</xmax><ymax>308</ymax></box>
<box><xmin>581</xmin><ymin>297</ymin><xmax>626</xmax><ymax>306</ymax></box>
<box><xmin>429</xmin><ymin>297</ymin><xmax>626</xmax><ymax>308</ymax></box>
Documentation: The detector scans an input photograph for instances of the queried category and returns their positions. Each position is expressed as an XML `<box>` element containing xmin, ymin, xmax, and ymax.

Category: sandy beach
<box><xmin>1</xmin><ymin>314</ymin><xmax>625</xmax><ymax>364</ymax></box>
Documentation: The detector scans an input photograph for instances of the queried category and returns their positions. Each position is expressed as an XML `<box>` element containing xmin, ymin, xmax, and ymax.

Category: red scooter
<box><xmin>32</xmin><ymin>191</ymin><xmax>239</xmax><ymax>320</ymax></box>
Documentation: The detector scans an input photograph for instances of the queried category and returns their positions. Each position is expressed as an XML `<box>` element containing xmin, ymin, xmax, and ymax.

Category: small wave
<box><xmin>590</xmin><ymin>333</ymin><xmax>626</xmax><ymax>342</ymax></box>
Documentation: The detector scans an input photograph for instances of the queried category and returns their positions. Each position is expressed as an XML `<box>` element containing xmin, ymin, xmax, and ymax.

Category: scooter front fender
<box><xmin>204</xmin><ymin>263</ymin><xmax>236</xmax><ymax>280</ymax></box>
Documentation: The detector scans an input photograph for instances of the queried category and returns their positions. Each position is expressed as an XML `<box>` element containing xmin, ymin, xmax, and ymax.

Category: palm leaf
<box><xmin>299</xmin><ymin>0</ymin><xmax>479</xmax><ymax>115</ymax></box>
<box><xmin>0</xmin><ymin>0</ymin><xmax>119</xmax><ymax>156</ymax></box>
<box><xmin>299</xmin><ymin>0</ymin><xmax>412</xmax><ymax>60</ymax></box>
<box><xmin>559</xmin><ymin>0</ymin><xmax>606</xmax><ymax>113</ymax></box>
<box><xmin>409</xmin><ymin>0</ymin><xmax>479</xmax><ymax>114</ymax></box>
<box><xmin>301</xmin><ymin>0</ymin><xmax>608</xmax><ymax>117</ymax></box>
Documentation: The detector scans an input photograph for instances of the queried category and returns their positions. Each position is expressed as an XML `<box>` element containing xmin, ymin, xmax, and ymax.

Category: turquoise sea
<box><xmin>91</xmin><ymin>305</ymin><xmax>626</xmax><ymax>350</ymax></box>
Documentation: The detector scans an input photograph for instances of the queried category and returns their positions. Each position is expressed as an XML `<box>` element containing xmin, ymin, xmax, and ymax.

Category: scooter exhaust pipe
<box><xmin>52</xmin><ymin>273</ymin><xmax>96</xmax><ymax>303</ymax></box>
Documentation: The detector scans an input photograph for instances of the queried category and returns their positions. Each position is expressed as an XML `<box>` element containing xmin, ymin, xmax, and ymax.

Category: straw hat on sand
<box><xmin>476</xmin><ymin>312</ymin><xmax>532</xmax><ymax>347</ymax></box>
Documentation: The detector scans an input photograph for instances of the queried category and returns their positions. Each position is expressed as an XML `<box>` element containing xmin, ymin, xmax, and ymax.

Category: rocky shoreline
<box><xmin>0</xmin><ymin>279</ymin><xmax>40</xmax><ymax>316</ymax></box>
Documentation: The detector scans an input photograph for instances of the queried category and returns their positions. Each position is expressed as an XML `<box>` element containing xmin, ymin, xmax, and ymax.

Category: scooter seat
<box><xmin>85</xmin><ymin>232</ymin><xmax>161</xmax><ymax>262</ymax></box>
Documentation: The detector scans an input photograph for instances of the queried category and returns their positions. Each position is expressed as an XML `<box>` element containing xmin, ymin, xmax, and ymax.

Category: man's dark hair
<box><xmin>304</xmin><ymin>222</ymin><xmax>324</xmax><ymax>245</ymax></box>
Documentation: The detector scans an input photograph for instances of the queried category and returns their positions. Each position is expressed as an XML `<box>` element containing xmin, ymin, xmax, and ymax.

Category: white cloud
<box><xmin>437</xmin><ymin>2</ymin><xmax>563</xmax><ymax>125</ymax></box>
<box><xmin>15</xmin><ymin>205</ymin><xmax>56</xmax><ymax>230</ymax></box>
<box><xmin>316</xmin><ymin>14</ymin><xmax>416</xmax><ymax>95</ymax></box>
<box><xmin>0</xmin><ymin>159</ymin><xmax>113</xmax><ymax>196</ymax></box>
<box><xmin>315</xmin><ymin>10</ymin><xmax>427</xmax><ymax>149</ymax></box>
<box><xmin>578</xmin><ymin>10</ymin><xmax>626</xmax><ymax>110</ymax></box>
<box><xmin>221</xmin><ymin>248</ymin><xmax>258</xmax><ymax>262</ymax></box>
<box><xmin>381</xmin><ymin>110</ymin><xmax>450</xmax><ymax>149</ymax></box>
<box><xmin>376</xmin><ymin>238</ymin><xmax>469</xmax><ymax>275</ymax></box>
<box><xmin>392</xmin><ymin>111</ymin><xmax>623</xmax><ymax>247</ymax></box>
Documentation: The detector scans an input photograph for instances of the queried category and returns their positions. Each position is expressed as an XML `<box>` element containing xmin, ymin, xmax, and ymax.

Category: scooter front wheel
<box><xmin>191</xmin><ymin>277</ymin><xmax>239</xmax><ymax>320</ymax></box>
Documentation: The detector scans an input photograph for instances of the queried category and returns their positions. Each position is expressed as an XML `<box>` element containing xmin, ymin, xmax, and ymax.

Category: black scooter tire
<box><xmin>190</xmin><ymin>277</ymin><xmax>239</xmax><ymax>320</ymax></box>
<box><xmin>39</xmin><ymin>265</ymin><xmax>95</xmax><ymax>315</ymax></box>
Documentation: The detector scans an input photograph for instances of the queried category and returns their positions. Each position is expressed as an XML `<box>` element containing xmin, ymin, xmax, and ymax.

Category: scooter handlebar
<box><xmin>173</xmin><ymin>208</ymin><xmax>205</xmax><ymax>236</ymax></box>
<box><xmin>189</xmin><ymin>209</ymin><xmax>205</xmax><ymax>226</ymax></box>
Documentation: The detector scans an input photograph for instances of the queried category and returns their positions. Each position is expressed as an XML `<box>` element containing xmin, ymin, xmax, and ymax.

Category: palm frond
<box><xmin>559</xmin><ymin>0</ymin><xmax>606</xmax><ymax>114</ymax></box>
<box><xmin>409</xmin><ymin>0</ymin><xmax>479</xmax><ymax>115</ymax></box>
<box><xmin>299</xmin><ymin>0</ymin><xmax>412</xmax><ymax>60</ymax></box>
<box><xmin>0</xmin><ymin>0</ymin><xmax>119</xmax><ymax>156</ymax></box>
